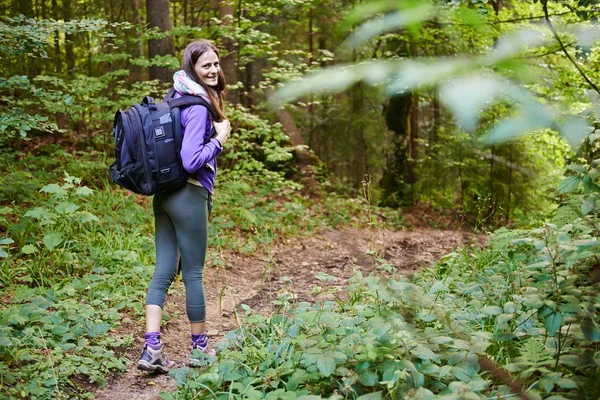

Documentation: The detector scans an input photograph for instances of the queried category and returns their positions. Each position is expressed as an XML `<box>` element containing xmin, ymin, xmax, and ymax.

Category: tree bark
<box><xmin>432</xmin><ymin>87</ymin><xmax>440</xmax><ymax>149</ymax></box>
<box><xmin>20</xmin><ymin>0</ymin><xmax>40</xmax><ymax>76</ymax></box>
<box><xmin>380</xmin><ymin>93</ymin><xmax>414</xmax><ymax>207</ymax></box>
<box><xmin>146</xmin><ymin>0</ymin><xmax>175</xmax><ymax>83</ymax></box>
<box><xmin>407</xmin><ymin>41</ymin><xmax>419</xmax><ymax>185</ymax></box>
<box><xmin>19</xmin><ymin>0</ymin><xmax>34</xmax><ymax>16</ymax></box>
<box><xmin>129</xmin><ymin>0</ymin><xmax>146</xmax><ymax>82</ymax></box>
<box><xmin>218</xmin><ymin>0</ymin><xmax>238</xmax><ymax>104</ymax></box>
<box><xmin>408</xmin><ymin>92</ymin><xmax>418</xmax><ymax>185</ymax></box>
<box><xmin>63</xmin><ymin>0</ymin><xmax>75</xmax><ymax>73</ymax></box>
<box><xmin>52</xmin><ymin>0</ymin><xmax>61</xmax><ymax>74</ymax></box>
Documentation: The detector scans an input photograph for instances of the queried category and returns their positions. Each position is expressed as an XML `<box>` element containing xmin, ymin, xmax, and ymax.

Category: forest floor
<box><xmin>94</xmin><ymin>224</ymin><xmax>482</xmax><ymax>400</ymax></box>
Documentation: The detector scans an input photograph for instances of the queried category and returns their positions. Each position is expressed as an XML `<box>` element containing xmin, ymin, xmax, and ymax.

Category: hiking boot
<box><xmin>137</xmin><ymin>342</ymin><xmax>176</xmax><ymax>373</ymax></box>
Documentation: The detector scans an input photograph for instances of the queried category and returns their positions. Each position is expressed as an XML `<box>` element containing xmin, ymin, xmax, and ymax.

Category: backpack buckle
<box><xmin>160</xmin><ymin>168</ymin><xmax>172</xmax><ymax>181</ymax></box>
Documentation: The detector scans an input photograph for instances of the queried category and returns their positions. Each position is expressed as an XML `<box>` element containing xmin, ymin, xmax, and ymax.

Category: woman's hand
<box><xmin>213</xmin><ymin>119</ymin><xmax>231</xmax><ymax>145</ymax></box>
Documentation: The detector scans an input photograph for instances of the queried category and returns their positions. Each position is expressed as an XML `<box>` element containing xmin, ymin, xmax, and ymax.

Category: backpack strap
<box><xmin>165</xmin><ymin>89</ymin><xmax>219</xmax><ymax>145</ymax></box>
<box><xmin>164</xmin><ymin>88</ymin><xmax>221</xmax><ymax>122</ymax></box>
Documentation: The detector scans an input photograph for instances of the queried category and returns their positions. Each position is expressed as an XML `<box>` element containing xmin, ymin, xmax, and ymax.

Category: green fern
<box><xmin>551</xmin><ymin>197</ymin><xmax>581</xmax><ymax>227</ymax></box>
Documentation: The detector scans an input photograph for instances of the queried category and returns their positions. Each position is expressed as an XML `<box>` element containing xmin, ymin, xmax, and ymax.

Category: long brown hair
<box><xmin>182</xmin><ymin>40</ymin><xmax>227</xmax><ymax>120</ymax></box>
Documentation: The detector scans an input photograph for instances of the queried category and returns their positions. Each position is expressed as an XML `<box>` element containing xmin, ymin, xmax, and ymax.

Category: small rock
<box><xmin>207</xmin><ymin>330</ymin><xmax>219</xmax><ymax>337</ymax></box>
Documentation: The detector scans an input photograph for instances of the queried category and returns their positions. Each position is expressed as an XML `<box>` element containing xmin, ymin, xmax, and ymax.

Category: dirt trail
<box><xmin>94</xmin><ymin>227</ymin><xmax>477</xmax><ymax>400</ymax></box>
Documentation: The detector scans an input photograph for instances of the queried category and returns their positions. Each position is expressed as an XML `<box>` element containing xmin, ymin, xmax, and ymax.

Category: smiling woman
<box><xmin>137</xmin><ymin>40</ymin><xmax>232</xmax><ymax>373</ymax></box>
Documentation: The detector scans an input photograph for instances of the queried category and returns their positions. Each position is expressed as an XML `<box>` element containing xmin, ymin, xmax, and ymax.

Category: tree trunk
<box><xmin>407</xmin><ymin>41</ymin><xmax>419</xmax><ymax>185</ymax></box>
<box><xmin>20</xmin><ymin>0</ymin><xmax>33</xmax><ymax>16</ymax></box>
<box><xmin>493</xmin><ymin>0</ymin><xmax>503</xmax><ymax>15</ymax></box>
<box><xmin>380</xmin><ymin>94</ymin><xmax>414</xmax><ymax>207</ymax></box>
<box><xmin>242</xmin><ymin>61</ymin><xmax>253</xmax><ymax>108</ymax></box>
<box><xmin>218</xmin><ymin>0</ymin><xmax>238</xmax><ymax>104</ymax></box>
<box><xmin>129</xmin><ymin>0</ymin><xmax>146</xmax><ymax>82</ymax></box>
<box><xmin>307</xmin><ymin>7</ymin><xmax>315</xmax><ymax>156</ymax></box>
<box><xmin>52</xmin><ymin>0</ymin><xmax>61</xmax><ymax>74</ymax></box>
<box><xmin>41</xmin><ymin>0</ymin><xmax>47</xmax><ymax>19</ymax></box>
<box><xmin>408</xmin><ymin>92</ymin><xmax>418</xmax><ymax>184</ymax></box>
<box><xmin>21</xmin><ymin>0</ymin><xmax>40</xmax><ymax>76</ymax></box>
<box><xmin>63</xmin><ymin>0</ymin><xmax>75</xmax><ymax>73</ymax></box>
<box><xmin>432</xmin><ymin>87</ymin><xmax>440</xmax><ymax>149</ymax></box>
<box><xmin>146</xmin><ymin>0</ymin><xmax>175</xmax><ymax>83</ymax></box>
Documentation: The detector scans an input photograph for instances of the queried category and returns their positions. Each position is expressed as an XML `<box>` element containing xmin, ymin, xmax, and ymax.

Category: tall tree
<box><xmin>218</xmin><ymin>0</ymin><xmax>237</xmax><ymax>104</ymax></box>
<box><xmin>146</xmin><ymin>0</ymin><xmax>175</xmax><ymax>83</ymax></box>
<box><xmin>380</xmin><ymin>93</ymin><xmax>415</xmax><ymax>207</ymax></box>
<box><xmin>63</xmin><ymin>0</ymin><xmax>75</xmax><ymax>73</ymax></box>
<box><xmin>129</xmin><ymin>0</ymin><xmax>146</xmax><ymax>82</ymax></box>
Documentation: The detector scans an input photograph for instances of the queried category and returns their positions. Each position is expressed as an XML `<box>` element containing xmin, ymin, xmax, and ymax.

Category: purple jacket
<box><xmin>175</xmin><ymin>92</ymin><xmax>223</xmax><ymax>194</ymax></box>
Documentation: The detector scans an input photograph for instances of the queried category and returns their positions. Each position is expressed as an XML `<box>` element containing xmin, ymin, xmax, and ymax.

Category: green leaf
<box><xmin>480</xmin><ymin>306</ymin><xmax>502</xmax><ymax>316</ymax></box>
<box><xmin>40</xmin><ymin>183</ymin><xmax>66</xmax><ymax>196</ymax></box>
<box><xmin>55</xmin><ymin>202</ymin><xmax>80</xmax><ymax>215</ymax></box>
<box><xmin>559</xmin><ymin>117</ymin><xmax>593</xmax><ymax>147</ymax></box>
<box><xmin>75</xmin><ymin>186</ymin><xmax>94</xmax><ymax>197</ymax></box>
<box><xmin>440</xmin><ymin>76</ymin><xmax>505</xmax><ymax>132</ymax></box>
<box><xmin>385</xmin><ymin>59</ymin><xmax>466</xmax><ymax>95</ymax></box>
<box><xmin>485</xmin><ymin>107</ymin><xmax>552</xmax><ymax>145</ymax></box>
<box><xmin>545</xmin><ymin>311</ymin><xmax>563</xmax><ymax>335</ymax></box>
<box><xmin>572</xmin><ymin>239</ymin><xmax>600</xmax><ymax>247</ymax></box>
<box><xmin>356</xmin><ymin>393</ymin><xmax>382</xmax><ymax>400</ymax></box>
<box><xmin>566</xmin><ymin>164</ymin><xmax>588</xmax><ymax>174</ymax></box>
<box><xmin>0</xmin><ymin>207</ymin><xmax>12</xmax><ymax>215</ymax></box>
<box><xmin>581</xmin><ymin>319</ymin><xmax>600</xmax><ymax>341</ymax></box>
<box><xmin>316</xmin><ymin>354</ymin><xmax>335</xmax><ymax>377</ymax></box>
<box><xmin>358</xmin><ymin>370</ymin><xmax>379</xmax><ymax>386</ymax></box>
<box><xmin>21</xmin><ymin>244</ymin><xmax>38</xmax><ymax>255</ymax></box>
<box><xmin>271</xmin><ymin>64</ymin><xmax>362</xmax><ymax>104</ymax></box>
<box><xmin>169</xmin><ymin>367</ymin><xmax>190</xmax><ymax>386</ymax></box>
<box><xmin>78</xmin><ymin>212</ymin><xmax>100</xmax><ymax>224</ymax></box>
<box><xmin>412</xmin><ymin>371</ymin><xmax>425</xmax><ymax>388</ymax></box>
<box><xmin>343</xmin><ymin>5</ymin><xmax>431</xmax><ymax>50</ymax></box>
<box><xmin>491</xmin><ymin>28</ymin><xmax>549</xmax><ymax>61</ymax></box>
<box><xmin>410</xmin><ymin>345</ymin><xmax>437</xmax><ymax>360</ymax></box>
<box><xmin>24</xmin><ymin>207</ymin><xmax>47</xmax><ymax>220</ymax></box>
<box><xmin>556</xmin><ymin>378</ymin><xmax>578</xmax><ymax>389</ymax></box>
<box><xmin>581</xmin><ymin>198</ymin><xmax>595</xmax><ymax>216</ymax></box>
<box><xmin>43</xmin><ymin>232</ymin><xmax>63</xmax><ymax>251</ymax></box>
<box><xmin>429</xmin><ymin>336</ymin><xmax>453</xmax><ymax>344</ymax></box>
<box><xmin>7</xmin><ymin>313</ymin><xmax>28</xmax><ymax>326</ymax></box>
<box><xmin>558</xmin><ymin>176</ymin><xmax>582</xmax><ymax>194</ymax></box>
<box><xmin>494</xmin><ymin>332</ymin><xmax>516</xmax><ymax>342</ymax></box>
<box><xmin>0</xmin><ymin>237</ymin><xmax>14</xmax><ymax>245</ymax></box>
<box><xmin>342</xmin><ymin>0</ymin><xmax>403</xmax><ymax>27</ymax></box>
<box><xmin>0</xmin><ymin>335</ymin><xmax>12</xmax><ymax>347</ymax></box>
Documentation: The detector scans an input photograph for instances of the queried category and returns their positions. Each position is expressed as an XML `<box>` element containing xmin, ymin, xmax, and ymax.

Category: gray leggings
<box><xmin>146</xmin><ymin>184</ymin><xmax>211</xmax><ymax>322</ymax></box>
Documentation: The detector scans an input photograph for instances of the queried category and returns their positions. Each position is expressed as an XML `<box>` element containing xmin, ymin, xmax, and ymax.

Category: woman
<box><xmin>137</xmin><ymin>40</ymin><xmax>231</xmax><ymax>372</ymax></box>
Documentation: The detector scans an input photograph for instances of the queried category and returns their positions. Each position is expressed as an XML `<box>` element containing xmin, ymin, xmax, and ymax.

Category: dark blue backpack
<box><xmin>109</xmin><ymin>89</ymin><xmax>219</xmax><ymax>195</ymax></box>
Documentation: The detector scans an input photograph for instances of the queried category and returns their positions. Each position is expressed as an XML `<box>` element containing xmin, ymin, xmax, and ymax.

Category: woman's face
<box><xmin>194</xmin><ymin>50</ymin><xmax>220</xmax><ymax>87</ymax></box>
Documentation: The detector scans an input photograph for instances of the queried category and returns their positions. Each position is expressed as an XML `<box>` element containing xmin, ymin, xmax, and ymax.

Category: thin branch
<box><xmin>523</xmin><ymin>41</ymin><xmax>577</xmax><ymax>59</ymax></box>
<box><xmin>479</xmin><ymin>356</ymin><xmax>537</xmax><ymax>400</ymax></box>
<box><xmin>542</xmin><ymin>2</ymin><xmax>600</xmax><ymax>95</ymax></box>
<box><xmin>491</xmin><ymin>11</ymin><xmax>573</xmax><ymax>25</ymax></box>
<box><xmin>424</xmin><ymin>11</ymin><xmax>574</xmax><ymax>27</ymax></box>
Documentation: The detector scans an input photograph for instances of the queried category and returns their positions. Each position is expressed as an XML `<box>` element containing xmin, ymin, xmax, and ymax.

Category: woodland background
<box><xmin>1</xmin><ymin>0</ymin><xmax>600</xmax><ymax>399</ymax></box>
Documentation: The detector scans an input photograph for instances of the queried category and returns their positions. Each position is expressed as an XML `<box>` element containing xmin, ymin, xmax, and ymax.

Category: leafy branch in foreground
<box><xmin>270</xmin><ymin>2</ymin><xmax>599</xmax><ymax>148</ymax></box>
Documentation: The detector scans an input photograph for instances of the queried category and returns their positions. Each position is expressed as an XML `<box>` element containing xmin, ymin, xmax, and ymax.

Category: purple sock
<box><xmin>192</xmin><ymin>332</ymin><xmax>208</xmax><ymax>348</ymax></box>
<box><xmin>145</xmin><ymin>332</ymin><xmax>161</xmax><ymax>350</ymax></box>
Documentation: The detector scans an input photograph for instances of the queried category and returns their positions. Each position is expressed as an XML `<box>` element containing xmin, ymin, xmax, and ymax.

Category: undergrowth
<box><xmin>161</xmin><ymin>216</ymin><xmax>600</xmax><ymax>400</ymax></box>
<box><xmin>0</xmin><ymin>145</ymin><xmax>393</xmax><ymax>400</ymax></box>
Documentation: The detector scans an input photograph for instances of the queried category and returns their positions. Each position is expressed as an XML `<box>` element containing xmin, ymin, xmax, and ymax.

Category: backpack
<box><xmin>109</xmin><ymin>88</ymin><xmax>219</xmax><ymax>195</ymax></box>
